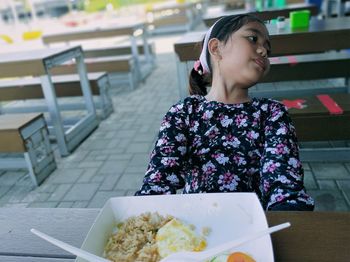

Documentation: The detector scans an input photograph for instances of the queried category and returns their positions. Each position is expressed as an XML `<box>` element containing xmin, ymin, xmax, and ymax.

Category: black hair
<box><xmin>188</xmin><ymin>14</ymin><xmax>267</xmax><ymax>96</ymax></box>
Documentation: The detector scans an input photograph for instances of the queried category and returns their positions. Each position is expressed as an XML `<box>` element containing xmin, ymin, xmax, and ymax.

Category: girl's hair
<box><xmin>189</xmin><ymin>14</ymin><xmax>266</xmax><ymax>96</ymax></box>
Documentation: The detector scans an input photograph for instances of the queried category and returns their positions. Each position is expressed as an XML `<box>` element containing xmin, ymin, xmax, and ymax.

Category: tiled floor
<box><xmin>0</xmin><ymin>26</ymin><xmax>349</xmax><ymax>211</ymax></box>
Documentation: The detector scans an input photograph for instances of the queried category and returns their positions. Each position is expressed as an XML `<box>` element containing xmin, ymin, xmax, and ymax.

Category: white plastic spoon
<box><xmin>30</xmin><ymin>228</ymin><xmax>110</xmax><ymax>262</ymax></box>
<box><xmin>160</xmin><ymin>222</ymin><xmax>291</xmax><ymax>262</ymax></box>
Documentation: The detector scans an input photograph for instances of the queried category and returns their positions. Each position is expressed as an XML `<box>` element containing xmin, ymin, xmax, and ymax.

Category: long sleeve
<box><xmin>135</xmin><ymin>102</ymin><xmax>189</xmax><ymax>195</ymax></box>
<box><xmin>259</xmin><ymin>101</ymin><xmax>314</xmax><ymax>211</ymax></box>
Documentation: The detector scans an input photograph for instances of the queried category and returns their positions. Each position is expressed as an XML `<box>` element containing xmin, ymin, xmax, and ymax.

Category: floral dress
<box><xmin>135</xmin><ymin>95</ymin><xmax>314</xmax><ymax>211</ymax></box>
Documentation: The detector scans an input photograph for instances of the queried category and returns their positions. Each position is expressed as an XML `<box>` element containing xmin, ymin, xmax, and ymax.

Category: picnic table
<box><xmin>174</xmin><ymin>16</ymin><xmax>350</xmax><ymax>98</ymax></box>
<box><xmin>203</xmin><ymin>3</ymin><xmax>319</xmax><ymax>27</ymax></box>
<box><xmin>0</xmin><ymin>208</ymin><xmax>349</xmax><ymax>261</ymax></box>
<box><xmin>0</xmin><ymin>46</ymin><xmax>99</xmax><ymax>157</ymax></box>
<box><xmin>42</xmin><ymin>21</ymin><xmax>154</xmax><ymax>81</ymax></box>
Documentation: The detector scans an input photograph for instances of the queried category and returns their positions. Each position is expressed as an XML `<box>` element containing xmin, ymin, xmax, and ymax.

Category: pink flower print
<box><xmin>161</xmin><ymin>157</ymin><xmax>178</xmax><ymax>167</ymax></box>
<box><xmin>150</xmin><ymin>171</ymin><xmax>162</xmax><ymax>182</ymax></box>
<box><xmin>263</xmin><ymin>160</ymin><xmax>281</xmax><ymax>173</ymax></box>
<box><xmin>205</xmin><ymin>126</ymin><xmax>219</xmax><ymax>139</ymax></box>
<box><xmin>288</xmin><ymin>157</ymin><xmax>300</xmax><ymax>168</ymax></box>
<box><xmin>222</xmin><ymin>135</ymin><xmax>241</xmax><ymax>148</ymax></box>
<box><xmin>202</xmin><ymin>161</ymin><xmax>216</xmax><ymax>175</ymax></box>
<box><xmin>271</xmin><ymin>110</ymin><xmax>283</xmax><ymax>122</ymax></box>
<box><xmin>276</xmin><ymin>143</ymin><xmax>290</xmax><ymax>154</ymax></box>
<box><xmin>218</xmin><ymin>172</ymin><xmax>240</xmax><ymax>190</ymax></box>
<box><xmin>234</xmin><ymin>114</ymin><xmax>248</xmax><ymax>127</ymax></box>
<box><xmin>160</xmin><ymin>120</ymin><xmax>171</xmax><ymax>131</ymax></box>
<box><xmin>276</xmin><ymin>175</ymin><xmax>291</xmax><ymax>184</ymax></box>
<box><xmin>220</xmin><ymin>115</ymin><xmax>233</xmax><ymax>127</ymax></box>
<box><xmin>213</xmin><ymin>153</ymin><xmax>229</xmax><ymax>165</ymax></box>
<box><xmin>263</xmin><ymin>180</ymin><xmax>270</xmax><ymax>192</ymax></box>
<box><xmin>175</xmin><ymin>133</ymin><xmax>186</xmax><ymax>142</ymax></box>
<box><xmin>276</xmin><ymin>126</ymin><xmax>288</xmax><ymax>135</ymax></box>
<box><xmin>189</xmin><ymin>120</ymin><xmax>199</xmax><ymax>132</ymax></box>
<box><xmin>178</xmin><ymin>146</ymin><xmax>186</xmax><ymax>155</ymax></box>
<box><xmin>162</xmin><ymin>146</ymin><xmax>173</xmax><ymax>154</ymax></box>
<box><xmin>169</xmin><ymin>104</ymin><xmax>183</xmax><ymax>113</ymax></box>
<box><xmin>156</xmin><ymin>137</ymin><xmax>168</xmax><ymax>146</ymax></box>
<box><xmin>233</xmin><ymin>155</ymin><xmax>246</xmax><ymax>166</ymax></box>
<box><xmin>202</xmin><ymin>110</ymin><xmax>214</xmax><ymax>120</ymax></box>
<box><xmin>247</xmin><ymin>131</ymin><xmax>259</xmax><ymax>140</ymax></box>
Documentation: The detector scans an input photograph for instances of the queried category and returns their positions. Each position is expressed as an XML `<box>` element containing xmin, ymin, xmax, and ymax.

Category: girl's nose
<box><xmin>257</xmin><ymin>46</ymin><xmax>267</xmax><ymax>58</ymax></box>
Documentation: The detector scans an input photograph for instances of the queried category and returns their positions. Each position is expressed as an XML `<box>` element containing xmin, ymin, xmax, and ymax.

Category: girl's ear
<box><xmin>208</xmin><ymin>38</ymin><xmax>222</xmax><ymax>60</ymax></box>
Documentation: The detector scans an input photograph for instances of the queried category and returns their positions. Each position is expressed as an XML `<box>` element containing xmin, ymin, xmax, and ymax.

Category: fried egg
<box><xmin>156</xmin><ymin>218</ymin><xmax>207</xmax><ymax>258</ymax></box>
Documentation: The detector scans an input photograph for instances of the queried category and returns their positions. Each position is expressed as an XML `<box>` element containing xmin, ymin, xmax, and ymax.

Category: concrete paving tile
<box><xmin>108</xmin><ymin>153</ymin><xmax>133</xmax><ymax>161</ymax></box>
<box><xmin>72</xmin><ymin>201</ymin><xmax>89</xmax><ymax>208</ymax></box>
<box><xmin>0</xmin><ymin>170</ymin><xmax>26</xmax><ymax>186</ymax></box>
<box><xmin>311</xmin><ymin>163</ymin><xmax>350</xmax><ymax>180</ymax></box>
<box><xmin>128</xmin><ymin>153</ymin><xmax>150</xmax><ymax>167</ymax></box>
<box><xmin>126</xmin><ymin>143</ymin><xmax>152</xmax><ymax>153</ymax></box>
<box><xmin>0</xmin><ymin>186</ymin><xmax>12</xmax><ymax>199</ymax></box>
<box><xmin>317</xmin><ymin>180</ymin><xmax>339</xmax><ymax>190</ymax></box>
<box><xmin>77</xmin><ymin>168</ymin><xmax>99</xmax><ymax>183</ymax></box>
<box><xmin>57</xmin><ymin>202</ymin><xmax>74</xmax><ymax>208</ymax></box>
<box><xmin>88</xmin><ymin>191</ymin><xmax>126</xmax><ymax>208</ymax></box>
<box><xmin>114</xmin><ymin>173</ymin><xmax>145</xmax><ymax>191</ymax></box>
<box><xmin>336</xmin><ymin>180</ymin><xmax>350</xmax><ymax>190</ymax></box>
<box><xmin>48</xmin><ymin>169</ymin><xmax>84</xmax><ymax>184</ymax></box>
<box><xmin>28</xmin><ymin>201</ymin><xmax>59</xmax><ymax>208</ymax></box>
<box><xmin>78</xmin><ymin>161</ymin><xmax>104</xmax><ymax>169</ymax></box>
<box><xmin>308</xmin><ymin>190</ymin><xmax>349</xmax><ymax>211</ymax></box>
<box><xmin>48</xmin><ymin>184</ymin><xmax>73</xmax><ymax>201</ymax></box>
<box><xmin>99</xmin><ymin>174</ymin><xmax>122</xmax><ymax>191</ymax></box>
<box><xmin>303</xmin><ymin>170</ymin><xmax>318</xmax><ymax>190</ymax></box>
<box><xmin>63</xmin><ymin>183</ymin><xmax>100</xmax><ymax>201</ymax></box>
<box><xmin>99</xmin><ymin>160</ymin><xmax>129</xmax><ymax>174</ymax></box>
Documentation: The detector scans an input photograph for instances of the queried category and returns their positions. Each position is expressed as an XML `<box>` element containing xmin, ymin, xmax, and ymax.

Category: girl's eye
<box><xmin>247</xmin><ymin>36</ymin><xmax>258</xmax><ymax>43</ymax></box>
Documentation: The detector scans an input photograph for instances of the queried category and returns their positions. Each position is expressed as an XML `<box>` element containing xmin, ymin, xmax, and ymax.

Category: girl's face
<box><xmin>212</xmin><ymin>21</ymin><xmax>271</xmax><ymax>88</ymax></box>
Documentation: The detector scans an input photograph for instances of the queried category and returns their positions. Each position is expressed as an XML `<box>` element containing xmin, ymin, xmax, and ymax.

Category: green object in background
<box><xmin>84</xmin><ymin>0</ymin><xmax>119</xmax><ymax>12</ymax></box>
<box><xmin>275</xmin><ymin>0</ymin><xmax>286</xmax><ymax>8</ymax></box>
<box><xmin>289</xmin><ymin>10</ymin><xmax>311</xmax><ymax>28</ymax></box>
<box><xmin>255</xmin><ymin>0</ymin><xmax>263</xmax><ymax>11</ymax></box>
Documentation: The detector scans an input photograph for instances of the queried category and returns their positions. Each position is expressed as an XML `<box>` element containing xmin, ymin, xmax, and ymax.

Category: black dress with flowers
<box><xmin>135</xmin><ymin>95</ymin><xmax>314</xmax><ymax>211</ymax></box>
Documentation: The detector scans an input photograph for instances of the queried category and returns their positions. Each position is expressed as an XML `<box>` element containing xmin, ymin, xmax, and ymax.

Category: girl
<box><xmin>135</xmin><ymin>14</ymin><xmax>314</xmax><ymax>211</ymax></box>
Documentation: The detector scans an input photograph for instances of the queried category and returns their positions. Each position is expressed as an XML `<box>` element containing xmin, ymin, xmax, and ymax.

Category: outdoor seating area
<box><xmin>0</xmin><ymin>0</ymin><xmax>350</xmax><ymax>261</ymax></box>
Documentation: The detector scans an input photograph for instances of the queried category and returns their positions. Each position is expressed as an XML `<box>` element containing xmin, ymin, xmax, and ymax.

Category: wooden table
<box><xmin>0</xmin><ymin>208</ymin><xmax>349</xmax><ymax>261</ymax></box>
<box><xmin>174</xmin><ymin>16</ymin><xmax>350</xmax><ymax>98</ymax></box>
<box><xmin>203</xmin><ymin>3</ymin><xmax>319</xmax><ymax>27</ymax></box>
<box><xmin>42</xmin><ymin>22</ymin><xmax>153</xmax><ymax>81</ymax></box>
<box><xmin>0</xmin><ymin>46</ymin><xmax>99</xmax><ymax>157</ymax></box>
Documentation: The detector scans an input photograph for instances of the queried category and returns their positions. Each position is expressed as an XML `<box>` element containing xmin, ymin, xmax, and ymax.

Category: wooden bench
<box><xmin>0</xmin><ymin>113</ymin><xmax>56</xmax><ymax>186</ymax></box>
<box><xmin>279</xmin><ymin>93</ymin><xmax>350</xmax><ymax>161</ymax></box>
<box><xmin>83</xmin><ymin>42</ymin><xmax>156</xmax><ymax>60</ymax></box>
<box><xmin>146</xmin><ymin>2</ymin><xmax>200</xmax><ymax>34</ymax></box>
<box><xmin>251</xmin><ymin>51</ymin><xmax>350</xmax><ymax>97</ymax></box>
<box><xmin>203</xmin><ymin>3</ymin><xmax>319</xmax><ymax>27</ymax></box>
<box><xmin>50</xmin><ymin>55</ymin><xmax>137</xmax><ymax>90</ymax></box>
<box><xmin>0</xmin><ymin>72</ymin><xmax>113</xmax><ymax>120</ymax></box>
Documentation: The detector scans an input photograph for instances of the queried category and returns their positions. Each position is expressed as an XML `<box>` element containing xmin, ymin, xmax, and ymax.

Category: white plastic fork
<box><xmin>30</xmin><ymin>228</ymin><xmax>110</xmax><ymax>262</ymax></box>
<box><xmin>160</xmin><ymin>222</ymin><xmax>291</xmax><ymax>262</ymax></box>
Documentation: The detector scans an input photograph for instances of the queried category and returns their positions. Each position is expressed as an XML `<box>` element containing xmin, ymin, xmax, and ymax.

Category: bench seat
<box><xmin>0</xmin><ymin>72</ymin><xmax>113</xmax><ymax>119</ymax></box>
<box><xmin>51</xmin><ymin>55</ymin><xmax>137</xmax><ymax>90</ymax></box>
<box><xmin>263</xmin><ymin>51</ymin><xmax>350</xmax><ymax>83</ymax></box>
<box><xmin>0</xmin><ymin>113</ymin><xmax>56</xmax><ymax>186</ymax></box>
<box><xmin>279</xmin><ymin>93</ymin><xmax>350</xmax><ymax>142</ymax></box>
<box><xmin>83</xmin><ymin>42</ymin><xmax>155</xmax><ymax>59</ymax></box>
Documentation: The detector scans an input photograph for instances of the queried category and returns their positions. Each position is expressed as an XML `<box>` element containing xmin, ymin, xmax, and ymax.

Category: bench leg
<box><xmin>22</xmin><ymin>120</ymin><xmax>57</xmax><ymax>186</ymax></box>
<box><xmin>97</xmin><ymin>76</ymin><xmax>114</xmax><ymax>119</ymax></box>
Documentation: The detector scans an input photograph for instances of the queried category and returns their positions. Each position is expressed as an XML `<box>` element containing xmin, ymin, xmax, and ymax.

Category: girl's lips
<box><xmin>254</xmin><ymin>58</ymin><xmax>266</xmax><ymax>70</ymax></box>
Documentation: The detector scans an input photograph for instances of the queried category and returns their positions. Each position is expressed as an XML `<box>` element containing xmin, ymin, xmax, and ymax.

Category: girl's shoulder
<box><xmin>255</xmin><ymin>97</ymin><xmax>288</xmax><ymax>113</ymax></box>
<box><xmin>168</xmin><ymin>95</ymin><xmax>205</xmax><ymax>113</ymax></box>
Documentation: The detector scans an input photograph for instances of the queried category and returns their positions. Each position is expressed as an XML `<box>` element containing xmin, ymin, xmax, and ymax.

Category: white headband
<box><xmin>198</xmin><ymin>18</ymin><xmax>222</xmax><ymax>74</ymax></box>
